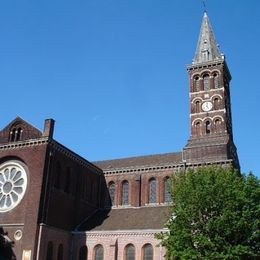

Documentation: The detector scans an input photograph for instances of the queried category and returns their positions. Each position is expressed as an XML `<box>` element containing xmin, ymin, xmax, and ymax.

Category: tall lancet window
<box><xmin>125</xmin><ymin>244</ymin><xmax>135</xmax><ymax>260</ymax></box>
<box><xmin>195</xmin><ymin>121</ymin><xmax>202</xmax><ymax>136</ymax></box>
<box><xmin>148</xmin><ymin>178</ymin><xmax>157</xmax><ymax>204</ymax></box>
<box><xmin>163</xmin><ymin>177</ymin><xmax>171</xmax><ymax>203</ymax></box>
<box><xmin>205</xmin><ymin>120</ymin><xmax>211</xmax><ymax>134</ymax></box>
<box><xmin>195</xmin><ymin>101</ymin><xmax>200</xmax><ymax>113</ymax></box>
<box><xmin>213</xmin><ymin>73</ymin><xmax>219</xmax><ymax>88</ymax></box>
<box><xmin>193</xmin><ymin>76</ymin><xmax>200</xmax><ymax>92</ymax></box>
<box><xmin>142</xmin><ymin>244</ymin><xmax>153</xmax><ymax>260</ymax></box>
<box><xmin>108</xmin><ymin>181</ymin><xmax>115</xmax><ymax>206</ymax></box>
<box><xmin>203</xmin><ymin>74</ymin><xmax>210</xmax><ymax>90</ymax></box>
<box><xmin>121</xmin><ymin>180</ymin><xmax>129</xmax><ymax>205</ymax></box>
<box><xmin>94</xmin><ymin>245</ymin><xmax>104</xmax><ymax>260</ymax></box>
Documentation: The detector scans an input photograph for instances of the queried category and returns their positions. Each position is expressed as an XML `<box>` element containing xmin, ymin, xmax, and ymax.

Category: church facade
<box><xmin>0</xmin><ymin>12</ymin><xmax>239</xmax><ymax>260</ymax></box>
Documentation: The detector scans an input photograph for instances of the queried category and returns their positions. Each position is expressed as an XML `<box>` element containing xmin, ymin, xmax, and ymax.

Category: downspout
<box><xmin>36</xmin><ymin>149</ymin><xmax>53</xmax><ymax>260</ymax></box>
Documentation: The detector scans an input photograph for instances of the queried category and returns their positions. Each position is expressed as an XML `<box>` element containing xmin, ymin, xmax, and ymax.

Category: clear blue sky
<box><xmin>0</xmin><ymin>1</ymin><xmax>259</xmax><ymax>176</ymax></box>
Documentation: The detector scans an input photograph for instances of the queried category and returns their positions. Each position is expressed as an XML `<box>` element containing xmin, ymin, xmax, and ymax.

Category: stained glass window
<box><xmin>94</xmin><ymin>245</ymin><xmax>104</xmax><ymax>260</ymax></box>
<box><xmin>125</xmin><ymin>244</ymin><xmax>135</xmax><ymax>260</ymax></box>
<box><xmin>108</xmin><ymin>182</ymin><xmax>115</xmax><ymax>206</ymax></box>
<box><xmin>149</xmin><ymin>178</ymin><xmax>156</xmax><ymax>204</ymax></box>
<box><xmin>121</xmin><ymin>181</ymin><xmax>129</xmax><ymax>205</ymax></box>
<box><xmin>164</xmin><ymin>177</ymin><xmax>171</xmax><ymax>203</ymax></box>
<box><xmin>142</xmin><ymin>244</ymin><xmax>153</xmax><ymax>260</ymax></box>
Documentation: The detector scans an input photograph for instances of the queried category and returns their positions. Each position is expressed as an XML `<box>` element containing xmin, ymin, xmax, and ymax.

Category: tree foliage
<box><xmin>158</xmin><ymin>167</ymin><xmax>260</xmax><ymax>259</ymax></box>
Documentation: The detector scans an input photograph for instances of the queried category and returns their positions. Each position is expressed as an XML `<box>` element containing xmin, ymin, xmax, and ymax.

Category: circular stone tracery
<box><xmin>0</xmin><ymin>162</ymin><xmax>27</xmax><ymax>212</ymax></box>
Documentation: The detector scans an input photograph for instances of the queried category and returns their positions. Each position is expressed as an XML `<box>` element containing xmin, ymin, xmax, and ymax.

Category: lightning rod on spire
<box><xmin>202</xmin><ymin>0</ymin><xmax>207</xmax><ymax>13</ymax></box>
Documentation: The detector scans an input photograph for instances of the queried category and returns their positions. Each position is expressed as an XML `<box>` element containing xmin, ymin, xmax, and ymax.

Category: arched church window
<box><xmin>79</xmin><ymin>245</ymin><xmax>88</xmax><ymax>260</ymax></box>
<box><xmin>125</xmin><ymin>244</ymin><xmax>135</xmax><ymax>260</ymax></box>
<box><xmin>203</xmin><ymin>74</ymin><xmax>210</xmax><ymax>90</ymax></box>
<box><xmin>16</xmin><ymin>128</ymin><xmax>22</xmax><ymax>141</ymax></box>
<box><xmin>214</xmin><ymin>119</ymin><xmax>221</xmax><ymax>133</ymax></box>
<box><xmin>9</xmin><ymin>127</ymin><xmax>23</xmax><ymax>142</ymax></box>
<box><xmin>108</xmin><ymin>181</ymin><xmax>115</xmax><ymax>206</ymax></box>
<box><xmin>193</xmin><ymin>76</ymin><xmax>200</xmax><ymax>92</ymax></box>
<box><xmin>213</xmin><ymin>73</ymin><xmax>219</xmax><ymax>88</ymax></box>
<box><xmin>46</xmin><ymin>241</ymin><xmax>53</xmax><ymax>260</ymax></box>
<box><xmin>213</xmin><ymin>97</ymin><xmax>220</xmax><ymax>110</ymax></box>
<box><xmin>205</xmin><ymin>120</ymin><xmax>211</xmax><ymax>134</ymax></box>
<box><xmin>57</xmin><ymin>244</ymin><xmax>63</xmax><ymax>260</ymax></box>
<box><xmin>94</xmin><ymin>244</ymin><xmax>104</xmax><ymax>260</ymax></box>
<box><xmin>121</xmin><ymin>180</ymin><xmax>129</xmax><ymax>205</ymax></box>
<box><xmin>195</xmin><ymin>121</ymin><xmax>202</xmax><ymax>136</ymax></box>
<box><xmin>163</xmin><ymin>176</ymin><xmax>171</xmax><ymax>203</ymax></box>
<box><xmin>142</xmin><ymin>244</ymin><xmax>153</xmax><ymax>260</ymax></box>
<box><xmin>195</xmin><ymin>101</ymin><xmax>200</xmax><ymax>113</ymax></box>
<box><xmin>9</xmin><ymin>128</ymin><xmax>16</xmax><ymax>142</ymax></box>
<box><xmin>149</xmin><ymin>178</ymin><xmax>157</xmax><ymax>204</ymax></box>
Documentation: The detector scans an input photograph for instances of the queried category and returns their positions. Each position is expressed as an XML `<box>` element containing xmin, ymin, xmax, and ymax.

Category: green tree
<box><xmin>158</xmin><ymin>167</ymin><xmax>260</xmax><ymax>259</ymax></box>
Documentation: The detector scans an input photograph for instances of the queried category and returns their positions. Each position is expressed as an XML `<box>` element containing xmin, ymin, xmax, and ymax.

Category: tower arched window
<box><xmin>79</xmin><ymin>245</ymin><xmax>88</xmax><ymax>260</ymax></box>
<box><xmin>125</xmin><ymin>244</ymin><xmax>135</xmax><ymax>260</ymax></box>
<box><xmin>9</xmin><ymin>128</ymin><xmax>16</xmax><ymax>142</ymax></box>
<box><xmin>9</xmin><ymin>127</ymin><xmax>23</xmax><ymax>142</ymax></box>
<box><xmin>195</xmin><ymin>121</ymin><xmax>202</xmax><ymax>136</ymax></box>
<box><xmin>203</xmin><ymin>74</ymin><xmax>210</xmax><ymax>90</ymax></box>
<box><xmin>193</xmin><ymin>76</ymin><xmax>200</xmax><ymax>92</ymax></box>
<box><xmin>94</xmin><ymin>244</ymin><xmax>104</xmax><ymax>260</ymax></box>
<box><xmin>148</xmin><ymin>178</ymin><xmax>157</xmax><ymax>204</ymax></box>
<box><xmin>108</xmin><ymin>181</ymin><xmax>116</xmax><ymax>206</ymax></box>
<box><xmin>142</xmin><ymin>244</ymin><xmax>153</xmax><ymax>260</ymax></box>
<box><xmin>121</xmin><ymin>180</ymin><xmax>129</xmax><ymax>205</ymax></box>
<box><xmin>213</xmin><ymin>97</ymin><xmax>220</xmax><ymax>110</ymax></box>
<box><xmin>205</xmin><ymin>120</ymin><xmax>211</xmax><ymax>134</ymax></box>
<box><xmin>57</xmin><ymin>244</ymin><xmax>63</xmax><ymax>260</ymax></box>
<box><xmin>46</xmin><ymin>241</ymin><xmax>53</xmax><ymax>260</ymax></box>
<box><xmin>163</xmin><ymin>176</ymin><xmax>171</xmax><ymax>203</ymax></box>
<box><xmin>195</xmin><ymin>101</ymin><xmax>200</xmax><ymax>113</ymax></box>
<box><xmin>213</xmin><ymin>73</ymin><xmax>219</xmax><ymax>88</ymax></box>
<box><xmin>215</xmin><ymin>119</ymin><xmax>221</xmax><ymax>133</ymax></box>
<box><xmin>54</xmin><ymin>162</ymin><xmax>61</xmax><ymax>189</ymax></box>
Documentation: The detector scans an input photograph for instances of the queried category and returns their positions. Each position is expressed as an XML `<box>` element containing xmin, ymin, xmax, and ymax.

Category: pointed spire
<box><xmin>193</xmin><ymin>12</ymin><xmax>223</xmax><ymax>64</ymax></box>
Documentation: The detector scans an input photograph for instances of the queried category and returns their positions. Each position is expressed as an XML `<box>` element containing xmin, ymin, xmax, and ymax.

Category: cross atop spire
<box><xmin>193</xmin><ymin>12</ymin><xmax>223</xmax><ymax>64</ymax></box>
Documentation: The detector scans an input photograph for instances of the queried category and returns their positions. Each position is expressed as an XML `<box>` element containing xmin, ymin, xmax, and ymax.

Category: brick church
<box><xmin>0</xmin><ymin>12</ymin><xmax>239</xmax><ymax>260</ymax></box>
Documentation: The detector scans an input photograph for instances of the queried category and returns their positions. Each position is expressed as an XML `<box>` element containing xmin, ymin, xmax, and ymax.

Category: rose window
<box><xmin>0</xmin><ymin>162</ymin><xmax>27</xmax><ymax>212</ymax></box>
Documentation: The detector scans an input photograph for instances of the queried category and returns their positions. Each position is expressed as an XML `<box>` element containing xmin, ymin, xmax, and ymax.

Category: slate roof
<box><xmin>193</xmin><ymin>12</ymin><xmax>223</xmax><ymax>64</ymax></box>
<box><xmin>78</xmin><ymin>206</ymin><xmax>170</xmax><ymax>231</ymax></box>
<box><xmin>93</xmin><ymin>152</ymin><xmax>183</xmax><ymax>172</ymax></box>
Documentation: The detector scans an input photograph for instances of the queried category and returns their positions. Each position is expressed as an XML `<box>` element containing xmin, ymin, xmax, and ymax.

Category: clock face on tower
<box><xmin>0</xmin><ymin>162</ymin><xmax>27</xmax><ymax>212</ymax></box>
<box><xmin>202</xmin><ymin>101</ymin><xmax>213</xmax><ymax>112</ymax></box>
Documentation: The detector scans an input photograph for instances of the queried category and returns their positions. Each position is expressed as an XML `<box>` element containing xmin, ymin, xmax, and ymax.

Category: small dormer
<box><xmin>0</xmin><ymin>117</ymin><xmax>55</xmax><ymax>144</ymax></box>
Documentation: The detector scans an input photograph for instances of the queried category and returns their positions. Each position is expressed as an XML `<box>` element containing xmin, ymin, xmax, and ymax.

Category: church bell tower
<box><xmin>183</xmin><ymin>12</ymin><xmax>239</xmax><ymax>168</ymax></box>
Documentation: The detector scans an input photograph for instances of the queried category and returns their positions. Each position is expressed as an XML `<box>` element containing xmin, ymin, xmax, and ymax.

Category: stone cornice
<box><xmin>103</xmin><ymin>163</ymin><xmax>185</xmax><ymax>175</ymax></box>
<box><xmin>184</xmin><ymin>159</ymin><xmax>233</xmax><ymax>167</ymax></box>
<box><xmin>187</xmin><ymin>60</ymin><xmax>224</xmax><ymax>71</ymax></box>
<box><xmin>73</xmin><ymin>229</ymin><xmax>168</xmax><ymax>238</ymax></box>
<box><xmin>0</xmin><ymin>138</ymin><xmax>103</xmax><ymax>176</ymax></box>
<box><xmin>48</xmin><ymin>140</ymin><xmax>103</xmax><ymax>176</ymax></box>
<box><xmin>0</xmin><ymin>137</ymin><xmax>49</xmax><ymax>151</ymax></box>
<box><xmin>103</xmin><ymin>158</ymin><xmax>234</xmax><ymax>175</ymax></box>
